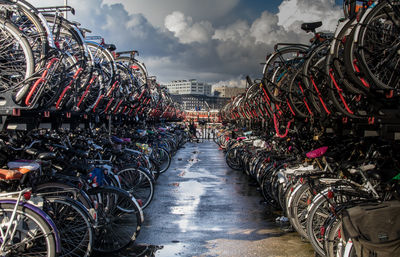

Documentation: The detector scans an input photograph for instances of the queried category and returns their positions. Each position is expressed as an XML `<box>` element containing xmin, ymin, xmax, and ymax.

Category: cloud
<box><xmin>26</xmin><ymin>0</ymin><xmax>342</xmax><ymax>85</ymax></box>
<box><xmin>165</xmin><ymin>11</ymin><xmax>213</xmax><ymax>44</ymax></box>
<box><xmin>213</xmin><ymin>77</ymin><xmax>247</xmax><ymax>88</ymax></box>
<box><xmin>213</xmin><ymin>20</ymin><xmax>251</xmax><ymax>46</ymax></box>
<box><xmin>277</xmin><ymin>0</ymin><xmax>342</xmax><ymax>32</ymax></box>
<box><xmin>102</xmin><ymin>0</ymin><xmax>240</xmax><ymax>28</ymax></box>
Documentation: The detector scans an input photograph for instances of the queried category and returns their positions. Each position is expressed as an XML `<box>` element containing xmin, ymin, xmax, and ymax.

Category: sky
<box><xmin>27</xmin><ymin>0</ymin><xmax>343</xmax><ymax>87</ymax></box>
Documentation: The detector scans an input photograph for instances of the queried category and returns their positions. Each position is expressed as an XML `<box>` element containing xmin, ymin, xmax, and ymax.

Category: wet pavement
<box><xmin>117</xmin><ymin>141</ymin><xmax>314</xmax><ymax>257</ymax></box>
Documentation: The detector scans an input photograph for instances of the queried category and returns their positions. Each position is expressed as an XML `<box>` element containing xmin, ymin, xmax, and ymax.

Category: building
<box><xmin>170</xmin><ymin>94</ymin><xmax>229</xmax><ymax>111</ymax></box>
<box><xmin>213</xmin><ymin>86</ymin><xmax>245</xmax><ymax>98</ymax></box>
<box><xmin>164</xmin><ymin>79</ymin><xmax>212</xmax><ymax>96</ymax></box>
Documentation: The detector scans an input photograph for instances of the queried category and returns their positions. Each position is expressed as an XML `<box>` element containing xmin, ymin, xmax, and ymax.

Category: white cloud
<box><xmin>213</xmin><ymin>20</ymin><xmax>251</xmax><ymax>46</ymax></box>
<box><xmin>278</xmin><ymin>0</ymin><xmax>342</xmax><ymax>32</ymax></box>
<box><xmin>213</xmin><ymin>77</ymin><xmax>247</xmax><ymax>88</ymax></box>
<box><xmin>165</xmin><ymin>11</ymin><xmax>213</xmax><ymax>44</ymax></box>
<box><xmin>250</xmin><ymin>11</ymin><xmax>288</xmax><ymax>45</ymax></box>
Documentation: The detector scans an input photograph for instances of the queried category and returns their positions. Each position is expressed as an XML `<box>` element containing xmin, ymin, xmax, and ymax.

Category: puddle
<box><xmin>94</xmin><ymin>244</ymin><xmax>163</xmax><ymax>257</ymax></box>
<box><xmin>170</xmin><ymin>180</ymin><xmax>205</xmax><ymax>232</ymax></box>
<box><xmin>155</xmin><ymin>242</ymin><xmax>186</xmax><ymax>257</ymax></box>
<box><xmin>181</xmin><ymin>168</ymin><xmax>219</xmax><ymax>180</ymax></box>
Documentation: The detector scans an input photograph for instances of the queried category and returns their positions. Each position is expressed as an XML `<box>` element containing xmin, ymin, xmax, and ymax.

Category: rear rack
<box><xmin>36</xmin><ymin>6</ymin><xmax>75</xmax><ymax>15</ymax></box>
<box><xmin>116</xmin><ymin>50</ymin><xmax>139</xmax><ymax>57</ymax></box>
<box><xmin>85</xmin><ymin>36</ymin><xmax>103</xmax><ymax>41</ymax></box>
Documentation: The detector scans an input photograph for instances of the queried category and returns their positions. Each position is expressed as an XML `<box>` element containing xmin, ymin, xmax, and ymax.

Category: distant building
<box><xmin>213</xmin><ymin>86</ymin><xmax>245</xmax><ymax>98</ymax></box>
<box><xmin>164</xmin><ymin>79</ymin><xmax>212</xmax><ymax>96</ymax></box>
<box><xmin>170</xmin><ymin>94</ymin><xmax>229</xmax><ymax>111</ymax></box>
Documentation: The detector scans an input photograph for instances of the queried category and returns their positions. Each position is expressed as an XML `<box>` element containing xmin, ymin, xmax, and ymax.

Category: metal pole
<box><xmin>64</xmin><ymin>0</ymin><xmax>68</xmax><ymax>19</ymax></box>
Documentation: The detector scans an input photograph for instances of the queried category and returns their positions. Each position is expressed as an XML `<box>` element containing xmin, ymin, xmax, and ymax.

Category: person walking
<box><xmin>189</xmin><ymin>119</ymin><xmax>198</xmax><ymax>142</ymax></box>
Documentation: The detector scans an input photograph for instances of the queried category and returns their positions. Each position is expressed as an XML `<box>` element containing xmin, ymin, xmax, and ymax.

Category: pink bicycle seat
<box><xmin>122</xmin><ymin>138</ymin><xmax>131</xmax><ymax>143</ymax></box>
<box><xmin>237</xmin><ymin>137</ymin><xmax>246</xmax><ymax>140</ymax></box>
<box><xmin>306</xmin><ymin>146</ymin><xmax>328</xmax><ymax>159</ymax></box>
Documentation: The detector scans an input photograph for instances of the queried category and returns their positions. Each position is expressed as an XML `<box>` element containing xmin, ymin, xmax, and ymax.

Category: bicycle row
<box><xmin>215</xmin><ymin>128</ymin><xmax>400</xmax><ymax>257</ymax></box>
<box><xmin>0</xmin><ymin>1</ymin><xmax>188</xmax><ymax>256</ymax></box>
<box><xmin>0</xmin><ymin>0</ymin><xmax>184</xmax><ymax>120</ymax></box>
<box><xmin>220</xmin><ymin>0</ymin><xmax>400</xmax><ymax>138</ymax></box>
<box><xmin>0</xmin><ymin>123</ymin><xmax>189</xmax><ymax>257</ymax></box>
<box><xmin>217</xmin><ymin>1</ymin><xmax>400</xmax><ymax>257</ymax></box>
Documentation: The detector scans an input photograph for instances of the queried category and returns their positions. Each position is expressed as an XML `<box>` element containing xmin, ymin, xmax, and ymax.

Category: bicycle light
<box><xmin>23</xmin><ymin>191</ymin><xmax>32</xmax><ymax>201</ymax></box>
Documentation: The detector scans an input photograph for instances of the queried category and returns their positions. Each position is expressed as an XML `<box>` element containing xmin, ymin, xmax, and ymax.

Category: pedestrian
<box><xmin>189</xmin><ymin>119</ymin><xmax>198</xmax><ymax>142</ymax></box>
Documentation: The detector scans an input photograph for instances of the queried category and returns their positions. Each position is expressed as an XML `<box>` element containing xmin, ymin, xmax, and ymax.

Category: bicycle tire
<box><xmin>324</xmin><ymin>218</ymin><xmax>342</xmax><ymax>257</ymax></box>
<box><xmin>4</xmin><ymin>1</ymin><xmax>48</xmax><ymax>69</ymax></box>
<box><xmin>225</xmin><ymin>148</ymin><xmax>241</xmax><ymax>170</ymax></box>
<box><xmin>302</xmin><ymin>42</ymin><xmax>336</xmax><ymax>115</ymax></box>
<box><xmin>43</xmin><ymin>197</ymin><xmax>93</xmax><ymax>257</ymax></box>
<box><xmin>0</xmin><ymin>17</ymin><xmax>34</xmax><ymax>96</ymax></box>
<box><xmin>117</xmin><ymin>166</ymin><xmax>155</xmax><ymax>209</ymax></box>
<box><xmin>116</xmin><ymin>56</ymin><xmax>148</xmax><ymax>88</ymax></box>
<box><xmin>288</xmin><ymin>68</ymin><xmax>314</xmax><ymax>118</ymax></box>
<box><xmin>290</xmin><ymin>183</ymin><xmax>313</xmax><ymax>239</ymax></box>
<box><xmin>86</xmin><ymin>186</ymin><xmax>142</xmax><ymax>252</ymax></box>
<box><xmin>0</xmin><ymin>202</ymin><xmax>57</xmax><ymax>257</ymax></box>
<box><xmin>86</xmin><ymin>42</ymin><xmax>116</xmax><ymax>89</ymax></box>
<box><xmin>357</xmin><ymin>1</ymin><xmax>400</xmax><ymax>90</ymax></box>
<box><xmin>152</xmin><ymin>147</ymin><xmax>171</xmax><ymax>173</ymax></box>
<box><xmin>263</xmin><ymin>46</ymin><xmax>307</xmax><ymax>102</ymax></box>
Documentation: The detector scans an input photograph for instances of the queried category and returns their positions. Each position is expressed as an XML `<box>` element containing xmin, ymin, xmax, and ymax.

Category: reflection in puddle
<box><xmin>96</xmin><ymin>244</ymin><xmax>163</xmax><ymax>257</ymax></box>
<box><xmin>182</xmin><ymin>168</ymin><xmax>219</xmax><ymax>180</ymax></box>
<box><xmin>171</xmin><ymin>180</ymin><xmax>205</xmax><ymax>232</ymax></box>
<box><xmin>155</xmin><ymin>242</ymin><xmax>186</xmax><ymax>257</ymax></box>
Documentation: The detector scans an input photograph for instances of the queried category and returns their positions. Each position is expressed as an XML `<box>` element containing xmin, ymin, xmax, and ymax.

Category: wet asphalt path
<box><xmin>122</xmin><ymin>141</ymin><xmax>314</xmax><ymax>257</ymax></box>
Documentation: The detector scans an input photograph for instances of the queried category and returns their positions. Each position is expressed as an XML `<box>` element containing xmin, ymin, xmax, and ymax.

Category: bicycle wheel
<box><xmin>331</xmin><ymin>19</ymin><xmax>367</xmax><ymax>94</ymax></box>
<box><xmin>43</xmin><ymin>197</ymin><xmax>93</xmax><ymax>257</ymax></box>
<box><xmin>324</xmin><ymin>219</ymin><xmax>343</xmax><ymax>257</ymax></box>
<box><xmin>0</xmin><ymin>202</ymin><xmax>57</xmax><ymax>257</ymax></box>
<box><xmin>152</xmin><ymin>147</ymin><xmax>171</xmax><ymax>173</ymax></box>
<box><xmin>116</xmin><ymin>56</ymin><xmax>148</xmax><ymax>88</ymax></box>
<box><xmin>117</xmin><ymin>166</ymin><xmax>155</xmax><ymax>209</ymax></box>
<box><xmin>288</xmin><ymin>68</ymin><xmax>315</xmax><ymax>118</ymax></box>
<box><xmin>0</xmin><ymin>17</ymin><xmax>34</xmax><ymax>93</ymax></box>
<box><xmin>306</xmin><ymin>194</ymin><xmax>331</xmax><ymax>256</ymax></box>
<box><xmin>263</xmin><ymin>46</ymin><xmax>307</xmax><ymax>102</ymax></box>
<box><xmin>225</xmin><ymin>147</ymin><xmax>241</xmax><ymax>170</ymax></box>
<box><xmin>357</xmin><ymin>1</ymin><xmax>400</xmax><ymax>90</ymax></box>
<box><xmin>302</xmin><ymin>41</ymin><xmax>334</xmax><ymax>116</ymax></box>
<box><xmin>86</xmin><ymin>42</ymin><xmax>115</xmax><ymax>89</ymax></box>
<box><xmin>87</xmin><ymin>186</ymin><xmax>142</xmax><ymax>253</ymax></box>
<box><xmin>4</xmin><ymin>1</ymin><xmax>48</xmax><ymax>69</ymax></box>
<box><xmin>289</xmin><ymin>183</ymin><xmax>313</xmax><ymax>239</ymax></box>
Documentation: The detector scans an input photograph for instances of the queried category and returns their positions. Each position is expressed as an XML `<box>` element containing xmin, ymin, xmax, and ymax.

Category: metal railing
<box><xmin>195</xmin><ymin>123</ymin><xmax>221</xmax><ymax>140</ymax></box>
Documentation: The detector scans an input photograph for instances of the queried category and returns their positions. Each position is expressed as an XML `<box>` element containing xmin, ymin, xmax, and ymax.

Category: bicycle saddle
<box><xmin>111</xmin><ymin>136</ymin><xmax>123</xmax><ymax>144</ymax></box>
<box><xmin>306</xmin><ymin>146</ymin><xmax>328</xmax><ymax>159</ymax></box>
<box><xmin>37</xmin><ymin>152</ymin><xmax>56</xmax><ymax>160</ymax></box>
<box><xmin>301</xmin><ymin>21</ymin><xmax>322</xmax><ymax>32</ymax></box>
<box><xmin>7</xmin><ymin>161</ymin><xmax>41</xmax><ymax>174</ymax></box>
<box><xmin>237</xmin><ymin>137</ymin><xmax>247</xmax><ymax>141</ymax></box>
<box><xmin>104</xmin><ymin>43</ymin><xmax>116</xmax><ymax>52</ymax></box>
<box><xmin>122</xmin><ymin>138</ymin><xmax>131</xmax><ymax>143</ymax></box>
